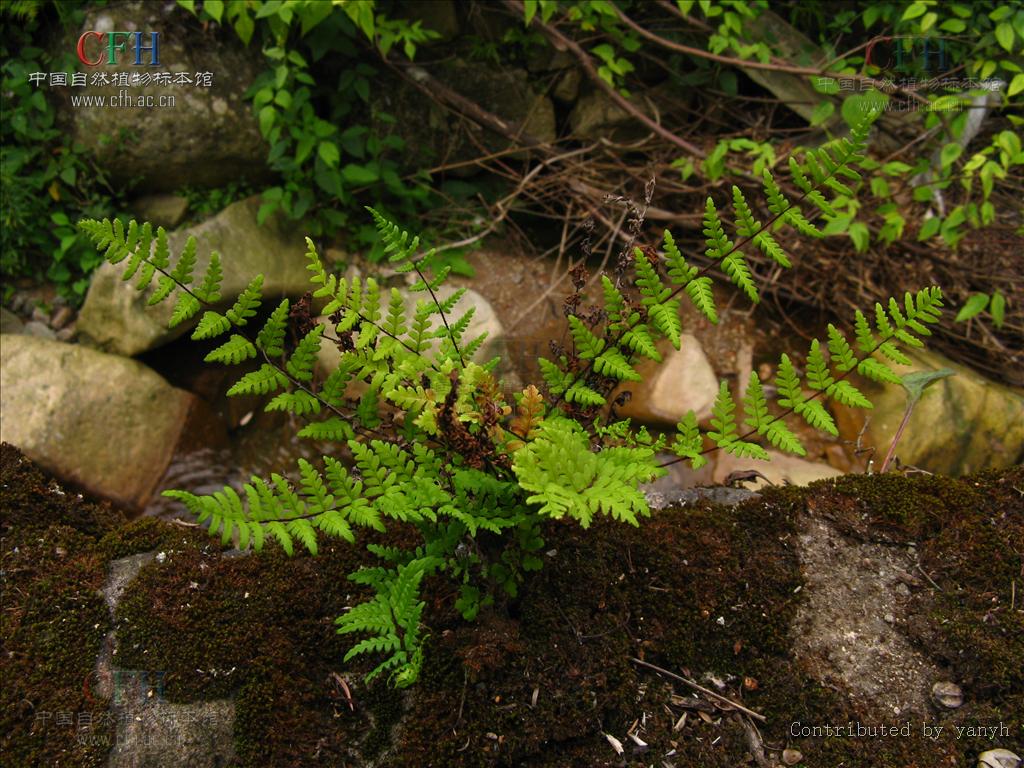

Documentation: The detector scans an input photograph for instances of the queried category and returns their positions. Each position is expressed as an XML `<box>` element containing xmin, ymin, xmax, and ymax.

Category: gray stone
<box><xmin>614</xmin><ymin>335</ymin><xmax>719</xmax><ymax>427</ymax></box>
<box><xmin>131</xmin><ymin>194</ymin><xmax>190</xmax><ymax>229</ymax></box>
<box><xmin>79</xmin><ymin>196</ymin><xmax>314</xmax><ymax>356</ymax></box>
<box><xmin>979</xmin><ymin>749</ymin><xmax>1022</xmax><ymax>768</ymax></box>
<box><xmin>0</xmin><ymin>335</ymin><xmax>206</xmax><ymax>510</ymax></box>
<box><xmin>834</xmin><ymin>348</ymin><xmax>1024</xmax><ymax>476</ymax></box>
<box><xmin>61</xmin><ymin>2</ymin><xmax>268</xmax><ymax>191</ymax></box>
<box><xmin>22</xmin><ymin>320</ymin><xmax>56</xmax><ymax>340</ymax></box>
<box><xmin>1</xmin><ymin>307</ymin><xmax>24</xmax><ymax>334</ymax></box>
<box><xmin>930</xmin><ymin>681</ymin><xmax>963</xmax><ymax>709</ymax></box>
<box><xmin>97</xmin><ymin>553</ymin><xmax>237</xmax><ymax>768</ymax></box>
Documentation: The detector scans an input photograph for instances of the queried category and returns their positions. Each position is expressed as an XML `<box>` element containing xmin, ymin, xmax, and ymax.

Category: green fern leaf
<box><xmin>620</xmin><ymin>324</ymin><xmax>661</xmax><ymax>361</ymax></box>
<box><xmin>298</xmin><ymin>417</ymin><xmax>355</xmax><ymax>442</ymax></box>
<box><xmin>266</xmin><ymin>390</ymin><xmax>322</xmax><ymax>416</ymax></box>
<box><xmin>227</xmin><ymin>364</ymin><xmax>289</xmax><ymax>396</ymax></box>
<box><xmin>192</xmin><ymin>311</ymin><xmax>231</xmax><ymax>340</ymax></box>
<box><xmin>827</xmin><ymin>379</ymin><xmax>872</xmax><ymax>409</ymax></box>
<box><xmin>286</xmin><ymin>325</ymin><xmax>325</xmax><ymax>381</ymax></box>
<box><xmin>826</xmin><ymin>324</ymin><xmax>857</xmax><ymax>372</ymax></box>
<box><xmin>227</xmin><ymin>275</ymin><xmax>264</xmax><ymax>326</ymax></box>
<box><xmin>594</xmin><ymin>347</ymin><xmax>641</xmax><ymax>381</ymax></box>
<box><xmin>196</xmin><ymin>252</ymin><xmax>223</xmax><ymax>303</ymax></box>
<box><xmin>256</xmin><ymin>299</ymin><xmax>290</xmax><ymax>357</ymax></box>
<box><xmin>169</xmin><ymin>293</ymin><xmax>201</xmax><ymax>328</ymax></box>
<box><xmin>805</xmin><ymin>339</ymin><xmax>835</xmax><ymax>391</ymax></box>
<box><xmin>170</xmin><ymin>236</ymin><xmax>198</xmax><ymax>285</ymax></box>
<box><xmin>671</xmin><ymin>411</ymin><xmax>707</xmax><ymax>469</ymax></box>
<box><xmin>205</xmin><ymin>334</ymin><xmax>257</xmax><ymax>365</ymax></box>
<box><xmin>648</xmin><ymin>300</ymin><xmax>682</xmax><ymax>348</ymax></box>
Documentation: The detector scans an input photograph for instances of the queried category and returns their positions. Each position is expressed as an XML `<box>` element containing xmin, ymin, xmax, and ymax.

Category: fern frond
<box><xmin>266</xmin><ymin>390</ymin><xmax>321</xmax><ymax>416</ymax></box>
<box><xmin>227</xmin><ymin>364</ymin><xmax>289</xmax><ymax>396</ymax></box>
<box><xmin>192</xmin><ymin>311</ymin><xmax>231</xmax><ymax>341</ymax></box>
<box><xmin>256</xmin><ymin>299</ymin><xmax>290</xmax><ymax>357</ymax></box>
<box><xmin>286</xmin><ymin>326</ymin><xmax>324</xmax><ymax>381</ymax></box>
<box><xmin>670</xmin><ymin>411</ymin><xmax>707</xmax><ymax>469</ymax></box>
<box><xmin>195</xmin><ymin>252</ymin><xmax>223</xmax><ymax>303</ymax></box>
<box><xmin>205</xmin><ymin>334</ymin><xmax>257</xmax><ymax>365</ymax></box>
<box><xmin>226</xmin><ymin>275</ymin><xmax>264</xmax><ymax>326</ymax></box>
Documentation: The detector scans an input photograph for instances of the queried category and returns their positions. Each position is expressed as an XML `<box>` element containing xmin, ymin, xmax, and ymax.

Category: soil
<box><xmin>2</xmin><ymin>443</ymin><xmax>1021</xmax><ymax>767</ymax></box>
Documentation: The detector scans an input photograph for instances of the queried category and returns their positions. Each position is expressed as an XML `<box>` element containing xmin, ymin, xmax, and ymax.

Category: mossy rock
<box><xmin>2</xmin><ymin>441</ymin><xmax>1021</xmax><ymax>767</ymax></box>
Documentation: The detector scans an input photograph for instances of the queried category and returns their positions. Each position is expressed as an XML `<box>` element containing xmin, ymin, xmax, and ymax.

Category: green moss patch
<box><xmin>1</xmin><ymin>444</ymin><xmax>120</xmax><ymax>766</ymax></box>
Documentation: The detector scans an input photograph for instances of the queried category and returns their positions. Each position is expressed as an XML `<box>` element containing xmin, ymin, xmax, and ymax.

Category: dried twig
<box><xmin>630</xmin><ymin>658</ymin><xmax>767</xmax><ymax>722</ymax></box>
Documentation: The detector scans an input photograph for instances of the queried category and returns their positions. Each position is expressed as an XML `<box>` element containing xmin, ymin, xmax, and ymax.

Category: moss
<box><xmin>0</xmin><ymin>441</ymin><xmax>123</xmax><ymax>536</ymax></box>
<box><xmin>3</xmin><ymin>437</ymin><xmax>1021</xmax><ymax>767</ymax></box>
<box><xmin>96</xmin><ymin>516</ymin><xmax>202</xmax><ymax>560</ymax></box>
<box><xmin>0</xmin><ymin>445</ymin><xmax>115</xmax><ymax>766</ymax></box>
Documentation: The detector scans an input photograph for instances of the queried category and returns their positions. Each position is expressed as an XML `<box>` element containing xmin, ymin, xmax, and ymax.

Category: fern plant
<box><xmin>78</xmin><ymin>113</ymin><xmax>943</xmax><ymax>689</ymax></box>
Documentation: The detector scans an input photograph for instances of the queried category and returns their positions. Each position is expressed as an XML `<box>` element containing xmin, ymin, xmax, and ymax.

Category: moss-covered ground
<box><xmin>2</xmin><ymin>443</ymin><xmax>1020</xmax><ymax>766</ymax></box>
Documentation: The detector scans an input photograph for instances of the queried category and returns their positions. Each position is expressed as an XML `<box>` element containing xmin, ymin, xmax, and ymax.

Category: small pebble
<box><xmin>56</xmin><ymin>325</ymin><xmax>77</xmax><ymax>343</ymax></box>
<box><xmin>978</xmin><ymin>749</ymin><xmax>1021</xmax><ymax>768</ymax></box>
<box><xmin>931</xmin><ymin>681</ymin><xmax>963</xmax><ymax>709</ymax></box>
<box><xmin>782</xmin><ymin>748</ymin><xmax>803</xmax><ymax>765</ymax></box>
<box><xmin>50</xmin><ymin>306</ymin><xmax>74</xmax><ymax>330</ymax></box>
<box><xmin>884</xmin><ymin>613</ymin><xmax>895</xmax><ymax>624</ymax></box>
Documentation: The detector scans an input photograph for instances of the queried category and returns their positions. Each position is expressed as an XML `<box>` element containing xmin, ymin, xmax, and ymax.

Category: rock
<box><xmin>317</xmin><ymin>285</ymin><xmax>504</xmax><ymax>373</ymax></box>
<box><xmin>97</xmin><ymin>554</ymin><xmax>237</xmax><ymax>768</ymax></box>
<box><xmin>713</xmin><ymin>450</ymin><xmax>843</xmax><ymax>488</ymax></box>
<box><xmin>782</xmin><ymin>748</ymin><xmax>804</xmax><ymax>766</ymax></box>
<box><xmin>930</xmin><ymin>681</ymin><xmax>963</xmax><ymax>709</ymax></box>
<box><xmin>49</xmin><ymin>305</ymin><xmax>74</xmax><ymax>330</ymax></box>
<box><xmin>0</xmin><ymin>335</ymin><xmax>218</xmax><ymax>510</ymax></box>
<box><xmin>375</xmin><ymin>62</ymin><xmax>555</xmax><ymax>174</ymax></box>
<box><xmin>569</xmin><ymin>88</ymin><xmax>633</xmax><ymax>141</ymax></box>
<box><xmin>31</xmin><ymin>305</ymin><xmax>48</xmax><ymax>323</ymax></box>
<box><xmin>1</xmin><ymin>307</ymin><xmax>24</xmax><ymax>334</ymax></box>
<box><xmin>130</xmin><ymin>194</ymin><xmax>190</xmax><ymax>229</ymax></box>
<box><xmin>979</xmin><ymin>749</ymin><xmax>1022</xmax><ymax>768</ymax></box>
<box><xmin>569</xmin><ymin>83</ymin><xmax>686</xmax><ymax>141</ymax></box>
<box><xmin>55</xmin><ymin>325</ymin><xmax>77</xmax><ymax>343</ymax></box>
<box><xmin>79</xmin><ymin>196</ymin><xmax>313</xmax><ymax>356</ymax></box>
<box><xmin>61</xmin><ymin>2</ymin><xmax>268</xmax><ymax>191</ymax></box>
<box><xmin>22</xmin><ymin>320</ymin><xmax>56</xmax><ymax>340</ymax></box>
<box><xmin>614</xmin><ymin>335</ymin><xmax>719</xmax><ymax>427</ymax></box>
<box><xmin>834</xmin><ymin>348</ymin><xmax>1024</xmax><ymax>476</ymax></box>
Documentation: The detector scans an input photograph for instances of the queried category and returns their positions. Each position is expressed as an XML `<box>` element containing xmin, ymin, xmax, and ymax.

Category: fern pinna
<box><xmin>79</xmin><ymin>115</ymin><xmax>943</xmax><ymax>689</ymax></box>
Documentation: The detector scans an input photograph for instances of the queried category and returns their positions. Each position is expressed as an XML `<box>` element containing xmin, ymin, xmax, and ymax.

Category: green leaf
<box><xmin>955</xmin><ymin>293</ymin><xmax>989</xmax><ymax>322</ymax></box>
<box><xmin>990</xmin><ymin>291</ymin><xmax>1006</xmax><ymax>328</ymax></box>
<box><xmin>318</xmin><ymin>141</ymin><xmax>340</xmax><ymax>168</ymax></box>
<box><xmin>810</xmin><ymin>100</ymin><xmax>835</xmax><ymax>126</ymax></box>
<box><xmin>995</xmin><ymin>22</ymin><xmax>1014</xmax><ymax>52</ymax></box>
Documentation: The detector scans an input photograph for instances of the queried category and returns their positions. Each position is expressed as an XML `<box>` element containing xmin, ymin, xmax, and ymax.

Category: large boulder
<box><xmin>0</xmin><ymin>335</ymin><xmax>218</xmax><ymax>511</ymax></box>
<box><xmin>63</xmin><ymin>2</ymin><xmax>268</xmax><ymax>191</ymax></box>
<box><xmin>78</xmin><ymin>196</ymin><xmax>313</xmax><ymax>356</ymax></box>
<box><xmin>834</xmin><ymin>349</ymin><xmax>1024</xmax><ymax>475</ymax></box>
